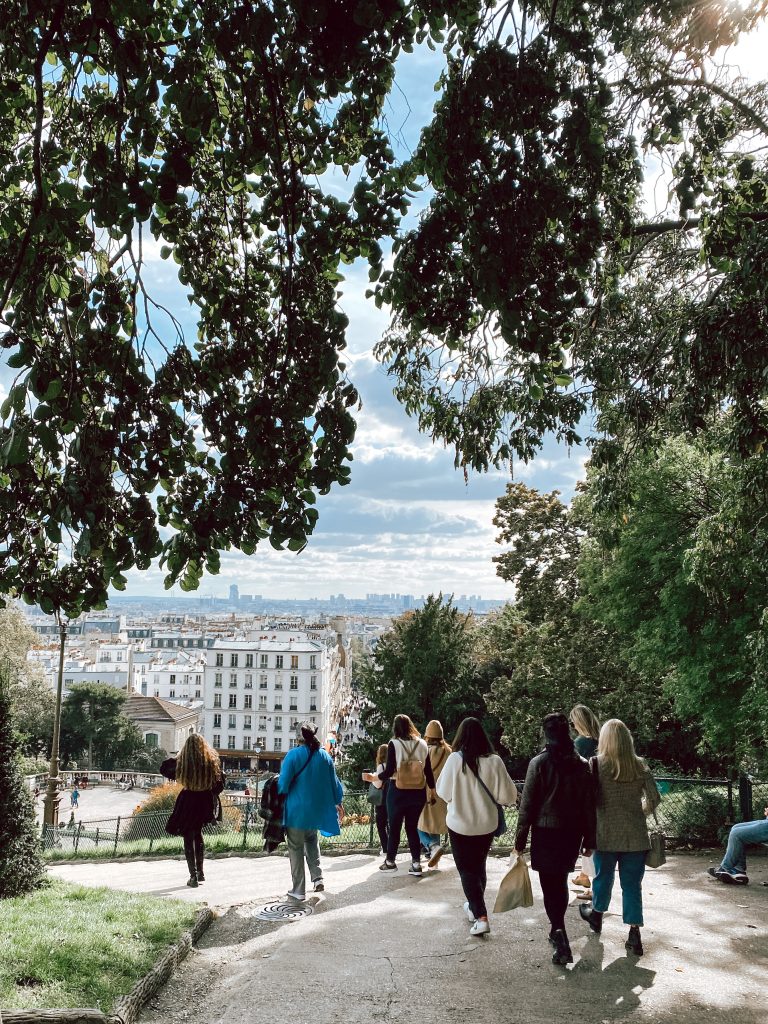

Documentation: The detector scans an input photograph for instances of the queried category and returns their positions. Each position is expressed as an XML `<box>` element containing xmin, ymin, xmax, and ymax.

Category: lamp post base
<box><xmin>42</xmin><ymin>777</ymin><xmax>61</xmax><ymax>830</ymax></box>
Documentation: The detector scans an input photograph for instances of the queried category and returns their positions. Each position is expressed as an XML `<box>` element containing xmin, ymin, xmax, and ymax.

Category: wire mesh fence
<box><xmin>40</xmin><ymin>776</ymin><xmax>767</xmax><ymax>861</ymax></box>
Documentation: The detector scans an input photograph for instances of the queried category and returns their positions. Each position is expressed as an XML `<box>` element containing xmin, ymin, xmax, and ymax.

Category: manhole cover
<box><xmin>250</xmin><ymin>899</ymin><xmax>315</xmax><ymax>922</ymax></box>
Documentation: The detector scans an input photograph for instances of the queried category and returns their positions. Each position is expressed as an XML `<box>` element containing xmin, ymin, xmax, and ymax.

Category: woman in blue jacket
<box><xmin>278</xmin><ymin>721</ymin><xmax>344</xmax><ymax>901</ymax></box>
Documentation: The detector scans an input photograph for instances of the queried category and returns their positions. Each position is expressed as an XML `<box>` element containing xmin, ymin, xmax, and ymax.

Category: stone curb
<box><xmin>0</xmin><ymin>907</ymin><xmax>215</xmax><ymax>1024</ymax></box>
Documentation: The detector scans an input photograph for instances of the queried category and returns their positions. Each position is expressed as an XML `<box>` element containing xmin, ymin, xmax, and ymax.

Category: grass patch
<box><xmin>0</xmin><ymin>879</ymin><xmax>199</xmax><ymax>1011</ymax></box>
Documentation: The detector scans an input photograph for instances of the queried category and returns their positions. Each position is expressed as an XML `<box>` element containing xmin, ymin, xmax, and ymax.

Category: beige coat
<box><xmin>418</xmin><ymin>743</ymin><xmax>451</xmax><ymax>834</ymax></box>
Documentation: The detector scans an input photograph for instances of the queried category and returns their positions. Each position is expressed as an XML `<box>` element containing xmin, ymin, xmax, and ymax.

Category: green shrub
<box><xmin>658</xmin><ymin>786</ymin><xmax>731</xmax><ymax>845</ymax></box>
<box><xmin>122</xmin><ymin>782</ymin><xmax>179</xmax><ymax>841</ymax></box>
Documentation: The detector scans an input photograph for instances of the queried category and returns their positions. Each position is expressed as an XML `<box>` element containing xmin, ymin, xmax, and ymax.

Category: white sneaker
<box><xmin>463</xmin><ymin>901</ymin><xmax>476</xmax><ymax>922</ymax></box>
<box><xmin>470</xmin><ymin>918</ymin><xmax>490</xmax><ymax>936</ymax></box>
<box><xmin>286</xmin><ymin>891</ymin><xmax>306</xmax><ymax>902</ymax></box>
<box><xmin>408</xmin><ymin>862</ymin><xmax>423</xmax><ymax>876</ymax></box>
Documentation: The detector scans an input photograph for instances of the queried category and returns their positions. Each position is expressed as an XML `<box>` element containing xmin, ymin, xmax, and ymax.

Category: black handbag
<box><xmin>367</xmin><ymin>782</ymin><xmax>383</xmax><ymax>806</ymax></box>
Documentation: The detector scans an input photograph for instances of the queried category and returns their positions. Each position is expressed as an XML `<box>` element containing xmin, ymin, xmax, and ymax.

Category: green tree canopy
<box><xmin>0</xmin><ymin>607</ymin><xmax>54</xmax><ymax>755</ymax></box>
<box><xmin>60</xmin><ymin>681</ymin><xmax>147</xmax><ymax>769</ymax></box>
<box><xmin>3</xmin><ymin>2</ymin><xmax>767</xmax><ymax>614</ymax></box>
<box><xmin>357</xmin><ymin>593</ymin><xmax>499</xmax><ymax>749</ymax></box>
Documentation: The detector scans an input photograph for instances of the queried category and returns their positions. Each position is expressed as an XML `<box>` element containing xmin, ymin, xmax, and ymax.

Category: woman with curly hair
<box><xmin>161</xmin><ymin>734</ymin><xmax>224</xmax><ymax>888</ymax></box>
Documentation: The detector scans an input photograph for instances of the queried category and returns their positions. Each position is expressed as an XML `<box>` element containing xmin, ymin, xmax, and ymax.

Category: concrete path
<box><xmin>35</xmin><ymin>783</ymin><xmax>146</xmax><ymax>825</ymax></box>
<box><xmin>49</xmin><ymin>852</ymin><xmax>768</xmax><ymax>1024</ymax></box>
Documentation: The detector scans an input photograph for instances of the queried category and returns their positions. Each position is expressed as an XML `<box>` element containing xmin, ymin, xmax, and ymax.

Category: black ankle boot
<box><xmin>185</xmin><ymin>850</ymin><xmax>198</xmax><ymax>887</ymax></box>
<box><xmin>625</xmin><ymin>926</ymin><xmax>643</xmax><ymax>956</ymax></box>
<box><xmin>195</xmin><ymin>856</ymin><xmax>205</xmax><ymax>882</ymax></box>
<box><xmin>579</xmin><ymin>903</ymin><xmax>603</xmax><ymax>933</ymax></box>
<box><xmin>551</xmin><ymin>929</ymin><xmax>573</xmax><ymax>965</ymax></box>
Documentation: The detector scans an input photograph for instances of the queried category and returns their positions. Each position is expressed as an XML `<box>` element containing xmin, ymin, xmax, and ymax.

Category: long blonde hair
<box><xmin>176</xmin><ymin>733</ymin><xmax>221</xmax><ymax>791</ymax></box>
<box><xmin>597</xmin><ymin>719</ymin><xmax>647</xmax><ymax>782</ymax></box>
<box><xmin>570</xmin><ymin>704</ymin><xmax>600</xmax><ymax>741</ymax></box>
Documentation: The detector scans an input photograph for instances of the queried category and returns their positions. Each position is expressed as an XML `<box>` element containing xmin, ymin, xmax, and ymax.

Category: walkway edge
<box><xmin>0</xmin><ymin>907</ymin><xmax>215</xmax><ymax>1024</ymax></box>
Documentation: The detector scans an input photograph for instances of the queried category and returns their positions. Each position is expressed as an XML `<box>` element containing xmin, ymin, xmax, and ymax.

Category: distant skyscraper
<box><xmin>229</xmin><ymin>584</ymin><xmax>239</xmax><ymax>603</ymax></box>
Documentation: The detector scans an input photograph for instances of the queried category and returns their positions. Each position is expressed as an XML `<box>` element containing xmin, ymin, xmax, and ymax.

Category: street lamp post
<box><xmin>42</xmin><ymin>619</ymin><xmax>67</xmax><ymax>832</ymax></box>
<box><xmin>254</xmin><ymin>744</ymin><xmax>263</xmax><ymax>799</ymax></box>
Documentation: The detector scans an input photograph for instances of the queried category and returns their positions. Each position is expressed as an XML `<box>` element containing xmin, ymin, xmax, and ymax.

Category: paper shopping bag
<box><xmin>493</xmin><ymin>852</ymin><xmax>534</xmax><ymax>912</ymax></box>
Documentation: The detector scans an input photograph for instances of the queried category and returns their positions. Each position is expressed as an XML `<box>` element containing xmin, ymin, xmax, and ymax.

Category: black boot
<box><xmin>579</xmin><ymin>903</ymin><xmax>603</xmax><ymax>933</ymax></box>
<box><xmin>625</xmin><ymin>926</ymin><xmax>643</xmax><ymax>956</ymax></box>
<box><xmin>195</xmin><ymin>853</ymin><xmax>205</xmax><ymax>883</ymax></box>
<box><xmin>185</xmin><ymin>849</ymin><xmax>198</xmax><ymax>888</ymax></box>
<box><xmin>551</xmin><ymin>929</ymin><xmax>573</xmax><ymax>965</ymax></box>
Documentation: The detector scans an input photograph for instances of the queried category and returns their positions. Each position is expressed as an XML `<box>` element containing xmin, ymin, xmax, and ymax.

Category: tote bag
<box><xmin>646</xmin><ymin>812</ymin><xmax>666</xmax><ymax>868</ymax></box>
<box><xmin>494</xmin><ymin>852</ymin><xmax>534</xmax><ymax>912</ymax></box>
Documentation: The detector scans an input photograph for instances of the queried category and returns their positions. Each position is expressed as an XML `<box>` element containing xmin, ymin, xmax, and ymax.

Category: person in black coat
<box><xmin>161</xmin><ymin>734</ymin><xmax>224</xmax><ymax>888</ymax></box>
<box><xmin>514</xmin><ymin>713</ymin><xmax>596</xmax><ymax>966</ymax></box>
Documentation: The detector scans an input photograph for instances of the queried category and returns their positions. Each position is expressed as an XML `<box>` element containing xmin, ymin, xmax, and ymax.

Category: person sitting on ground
<box><xmin>708</xmin><ymin>806</ymin><xmax>768</xmax><ymax>886</ymax></box>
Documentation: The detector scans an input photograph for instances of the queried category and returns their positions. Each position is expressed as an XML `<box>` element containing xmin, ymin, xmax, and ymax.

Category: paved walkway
<box><xmin>35</xmin><ymin>783</ymin><xmax>146</xmax><ymax>825</ymax></box>
<box><xmin>49</xmin><ymin>852</ymin><xmax>768</xmax><ymax>1024</ymax></box>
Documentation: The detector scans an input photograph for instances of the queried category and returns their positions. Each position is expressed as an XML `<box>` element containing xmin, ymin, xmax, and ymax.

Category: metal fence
<box><xmin>40</xmin><ymin>777</ymin><xmax>766</xmax><ymax>861</ymax></box>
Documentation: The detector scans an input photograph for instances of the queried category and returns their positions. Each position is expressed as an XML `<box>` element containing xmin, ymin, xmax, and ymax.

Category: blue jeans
<box><xmin>592</xmin><ymin>850</ymin><xmax>646</xmax><ymax>926</ymax></box>
<box><xmin>719</xmin><ymin>818</ymin><xmax>768</xmax><ymax>876</ymax></box>
<box><xmin>418</xmin><ymin>829</ymin><xmax>440</xmax><ymax>850</ymax></box>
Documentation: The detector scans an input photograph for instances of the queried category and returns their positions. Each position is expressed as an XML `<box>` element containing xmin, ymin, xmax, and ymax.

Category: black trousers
<box><xmin>386</xmin><ymin>787</ymin><xmax>425</xmax><ymax>863</ymax></box>
<box><xmin>538</xmin><ymin>870</ymin><xmax>569</xmax><ymax>933</ymax></box>
<box><xmin>448</xmin><ymin>828</ymin><xmax>494</xmax><ymax>919</ymax></box>
<box><xmin>183</xmin><ymin>829</ymin><xmax>205</xmax><ymax>875</ymax></box>
<box><xmin>375</xmin><ymin>801</ymin><xmax>389</xmax><ymax>852</ymax></box>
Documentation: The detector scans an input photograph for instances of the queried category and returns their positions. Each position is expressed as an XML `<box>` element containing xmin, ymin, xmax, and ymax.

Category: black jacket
<box><xmin>514</xmin><ymin>745</ymin><xmax>596</xmax><ymax>851</ymax></box>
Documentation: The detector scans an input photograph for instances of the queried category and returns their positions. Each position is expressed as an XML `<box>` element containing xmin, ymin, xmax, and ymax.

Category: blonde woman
<box><xmin>580</xmin><ymin>720</ymin><xmax>661</xmax><ymax>956</ymax></box>
<box><xmin>161</xmin><ymin>734</ymin><xmax>224</xmax><ymax>888</ymax></box>
<box><xmin>569</xmin><ymin>704</ymin><xmax>601</xmax><ymax>891</ymax></box>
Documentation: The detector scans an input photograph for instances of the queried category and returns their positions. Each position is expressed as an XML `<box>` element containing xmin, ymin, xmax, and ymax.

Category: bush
<box><xmin>122</xmin><ymin>782</ymin><xmax>180</xmax><ymax>841</ymax></box>
<box><xmin>0</xmin><ymin>675</ymin><xmax>45</xmax><ymax>898</ymax></box>
<box><xmin>658</xmin><ymin>786</ymin><xmax>731</xmax><ymax>845</ymax></box>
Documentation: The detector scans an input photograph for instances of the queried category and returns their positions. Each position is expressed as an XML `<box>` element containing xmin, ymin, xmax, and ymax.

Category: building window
<box><xmin>195</xmin><ymin>689</ymin><xmax>201</xmax><ymax>698</ymax></box>
<box><xmin>275</xmin><ymin>655</ymin><xmax>283</xmax><ymax>669</ymax></box>
<box><xmin>259</xmin><ymin>716</ymin><xmax>268</xmax><ymax>730</ymax></box>
<box><xmin>274</xmin><ymin>700</ymin><xmax>282</xmax><ymax>711</ymax></box>
<box><xmin>290</xmin><ymin>718</ymin><xmax>299</xmax><ymax>730</ymax></box>
<box><xmin>274</xmin><ymin>681</ymin><xmax>282</xmax><ymax>690</ymax></box>
<box><xmin>228</xmin><ymin>714</ymin><xmax>236</xmax><ymax>729</ymax></box>
<box><xmin>290</xmin><ymin>738</ymin><xmax>300</xmax><ymax>748</ymax></box>
<box><xmin>243</xmin><ymin>715</ymin><xmax>252</xmax><ymax>729</ymax></box>
<box><xmin>289</xmin><ymin>699</ymin><xmax>297</xmax><ymax>711</ymax></box>
<box><xmin>230</xmin><ymin>673</ymin><xmax>238</xmax><ymax>687</ymax></box>
<box><xmin>231</xmin><ymin>653</ymin><xmax>239</xmax><ymax>667</ymax></box>
<box><xmin>213</xmin><ymin>733</ymin><xmax>221</xmax><ymax>747</ymax></box>
<box><xmin>274</xmin><ymin>717</ymin><xmax>282</xmax><ymax>731</ymax></box>
<box><xmin>144</xmin><ymin>732</ymin><xmax>159</xmax><ymax>748</ymax></box>
<box><xmin>229</xmin><ymin>694</ymin><xmax>237</xmax><ymax>708</ymax></box>
<box><xmin>246</xmin><ymin>654</ymin><xmax>254</xmax><ymax>668</ymax></box>
<box><xmin>309</xmin><ymin>702</ymin><xmax>317</xmax><ymax>712</ymax></box>
<box><xmin>274</xmin><ymin>737</ymin><xmax>282</xmax><ymax>751</ymax></box>
<box><xmin>289</xmin><ymin>675</ymin><xmax>298</xmax><ymax>689</ymax></box>
<box><xmin>215</xmin><ymin>673</ymin><xmax>222</xmax><ymax>687</ymax></box>
<box><xmin>243</xmin><ymin>736</ymin><xmax>252</xmax><ymax>750</ymax></box>
<box><xmin>213</xmin><ymin>714</ymin><xmax>221</xmax><ymax>728</ymax></box>
<box><xmin>153</xmin><ymin>689</ymin><xmax>160</xmax><ymax>697</ymax></box>
<box><xmin>195</xmin><ymin>675</ymin><xmax>201</xmax><ymax>685</ymax></box>
<box><xmin>169</xmin><ymin>674</ymin><xmax>176</xmax><ymax>685</ymax></box>
<box><xmin>169</xmin><ymin>689</ymin><xmax>176</xmax><ymax>698</ymax></box>
<box><xmin>290</xmin><ymin>655</ymin><xmax>299</xmax><ymax>669</ymax></box>
<box><xmin>244</xmin><ymin>675</ymin><xmax>253</xmax><ymax>689</ymax></box>
<box><xmin>215</xmin><ymin>653</ymin><xmax>223</xmax><ymax>667</ymax></box>
<box><xmin>310</xmin><ymin>655</ymin><xmax>317</xmax><ymax>670</ymax></box>
<box><xmin>258</xmin><ymin>695</ymin><xmax>267</xmax><ymax>709</ymax></box>
<box><xmin>310</xmin><ymin>676</ymin><xmax>317</xmax><ymax>690</ymax></box>
<box><xmin>259</xmin><ymin>675</ymin><xmax>267</xmax><ymax>689</ymax></box>
<box><xmin>244</xmin><ymin>695</ymin><xmax>253</xmax><ymax>709</ymax></box>
<box><xmin>228</xmin><ymin>736</ymin><xmax>236</xmax><ymax>750</ymax></box>
<box><xmin>214</xmin><ymin>694</ymin><xmax>222</xmax><ymax>708</ymax></box>
<box><xmin>260</xmin><ymin>654</ymin><xmax>268</xmax><ymax>668</ymax></box>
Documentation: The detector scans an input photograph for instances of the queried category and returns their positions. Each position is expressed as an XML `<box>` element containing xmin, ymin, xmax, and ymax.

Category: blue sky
<box><xmin>5</xmin><ymin>19</ymin><xmax>766</xmax><ymax>602</ymax></box>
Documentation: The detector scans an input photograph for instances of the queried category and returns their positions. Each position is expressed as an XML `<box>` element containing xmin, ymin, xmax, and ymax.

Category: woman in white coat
<box><xmin>437</xmin><ymin>717</ymin><xmax>518</xmax><ymax>936</ymax></box>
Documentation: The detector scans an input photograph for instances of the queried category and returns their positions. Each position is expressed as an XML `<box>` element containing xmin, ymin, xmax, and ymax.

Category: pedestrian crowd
<box><xmin>160</xmin><ymin>706</ymin><xmax>765</xmax><ymax>966</ymax></box>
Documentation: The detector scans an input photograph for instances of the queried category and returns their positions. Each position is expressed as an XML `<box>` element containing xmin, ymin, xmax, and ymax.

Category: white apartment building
<box><xmin>132</xmin><ymin>649</ymin><xmax>206</xmax><ymax>702</ymax></box>
<box><xmin>201</xmin><ymin>632</ymin><xmax>342</xmax><ymax>767</ymax></box>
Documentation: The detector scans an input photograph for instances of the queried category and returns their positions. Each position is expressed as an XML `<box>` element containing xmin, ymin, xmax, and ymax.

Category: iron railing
<box><xmin>40</xmin><ymin>777</ymin><xmax>766</xmax><ymax>860</ymax></box>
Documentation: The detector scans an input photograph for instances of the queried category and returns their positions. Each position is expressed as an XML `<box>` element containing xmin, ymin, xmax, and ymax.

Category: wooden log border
<box><xmin>0</xmin><ymin>907</ymin><xmax>215</xmax><ymax>1024</ymax></box>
